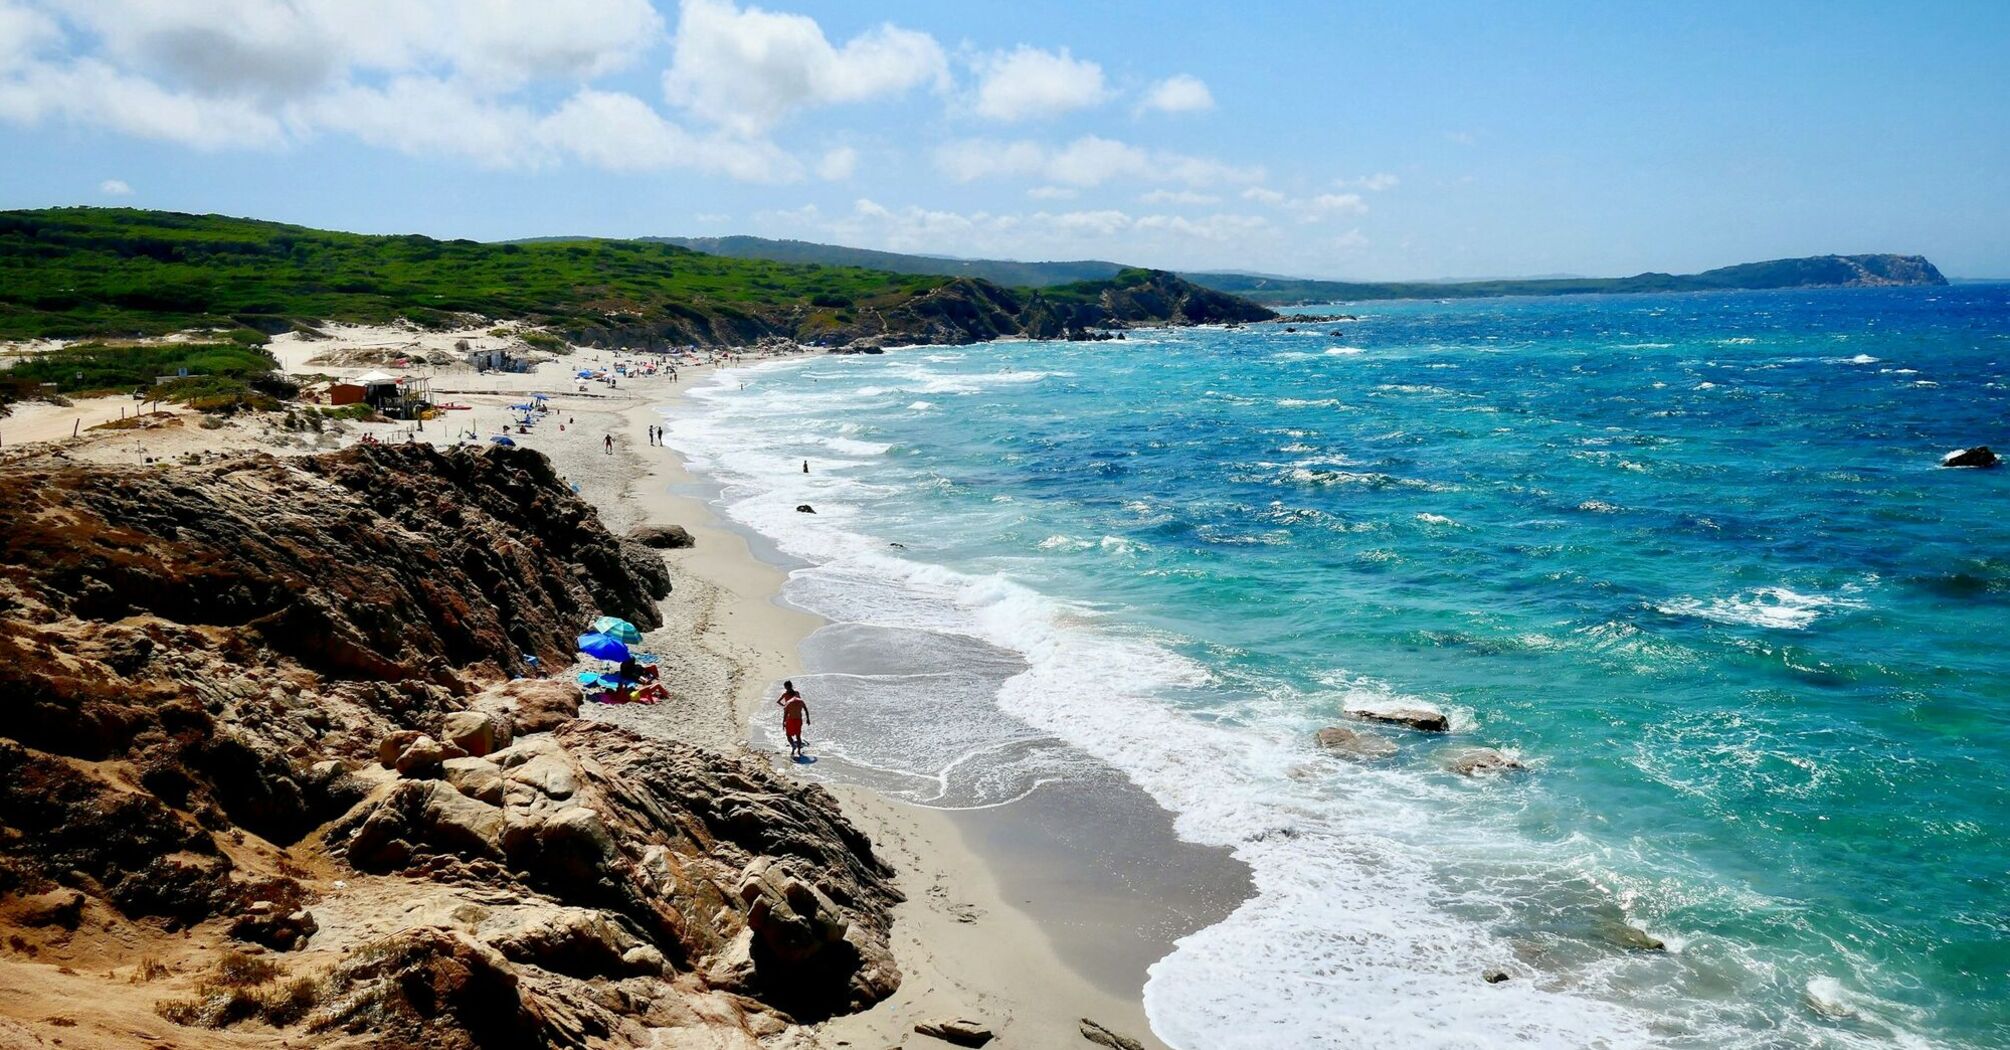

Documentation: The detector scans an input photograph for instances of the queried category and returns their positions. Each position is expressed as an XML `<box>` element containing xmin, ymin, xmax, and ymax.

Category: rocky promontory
<box><xmin>0</xmin><ymin>444</ymin><xmax>901</xmax><ymax>1047</ymax></box>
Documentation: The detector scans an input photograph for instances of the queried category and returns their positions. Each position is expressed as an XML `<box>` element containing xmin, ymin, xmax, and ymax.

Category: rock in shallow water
<box><xmin>1314</xmin><ymin>725</ymin><xmax>1398</xmax><ymax>760</ymax></box>
<box><xmin>1347</xmin><ymin>706</ymin><xmax>1451</xmax><ymax>733</ymax></box>
<box><xmin>1445</xmin><ymin>747</ymin><xmax>1525</xmax><ymax>776</ymax></box>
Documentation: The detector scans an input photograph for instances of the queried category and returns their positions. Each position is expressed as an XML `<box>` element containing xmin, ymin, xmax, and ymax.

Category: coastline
<box><xmin>610</xmin><ymin>360</ymin><xmax>1250</xmax><ymax>1048</ymax></box>
<box><xmin>0</xmin><ymin>335</ymin><xmax>1250</xmax><ymax>1048</ymax></box>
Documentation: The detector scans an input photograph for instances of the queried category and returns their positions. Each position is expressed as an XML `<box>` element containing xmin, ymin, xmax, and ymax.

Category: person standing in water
<box><xmin>603</xmin><ymin>434</ymin><xmax>614</xmax><ymax>455</ymax></box>
<box><xmin>777</xmin><ymin>681</ymin><xmax>809</xmax><ymax>757</ymax></box>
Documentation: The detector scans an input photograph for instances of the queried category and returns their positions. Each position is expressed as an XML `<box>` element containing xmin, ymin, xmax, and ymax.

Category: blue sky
<box><xmin>2</xmin><ymin>0</ymin><xmax>2006</xmax><ymax>278</ymax></box>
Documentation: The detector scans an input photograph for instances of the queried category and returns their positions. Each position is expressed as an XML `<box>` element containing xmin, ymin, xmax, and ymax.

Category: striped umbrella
<box><xmin>591</xmin><ymin>616</ymin><xmax>642</xmax><ymax>644</ymax></box>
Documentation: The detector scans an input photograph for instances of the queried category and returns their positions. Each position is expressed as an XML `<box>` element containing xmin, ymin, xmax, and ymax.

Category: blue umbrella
<box><xmin>489</xmin><ymin>435</ymin><xmax>516</xmax><ymax>446</ymax></box>
<box><xmin>576</xmin><ymin>632</ymin><xmax>629</xmax><ymax>662</ymax></box>
<box><xmin>591</xmin><ymin>616</ymin><xmax>642</xmax><ymax>644</ymax></box>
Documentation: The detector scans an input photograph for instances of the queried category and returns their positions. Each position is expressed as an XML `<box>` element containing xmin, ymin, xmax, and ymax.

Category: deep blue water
<box><xmin>666</xmin><ymin>285</ymin><xmax>2009</xmax><ymax>1049</ymax></box>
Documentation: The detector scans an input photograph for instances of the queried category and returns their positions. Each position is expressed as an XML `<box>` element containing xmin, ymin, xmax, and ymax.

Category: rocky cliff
<box><xmin>0</xmin><ymin>444</ymin><xmax>900</xmax><ymax>1048</ymax></box>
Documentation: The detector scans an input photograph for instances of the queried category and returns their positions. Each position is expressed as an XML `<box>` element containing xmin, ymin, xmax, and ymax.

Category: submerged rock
<box><xmin>1941</xmin><ymin>445</ymin><xmax>2000</xmax><ymax>468</ymax></box>
<box><xmin>796</xmin><ymin>503</ymin><xmax>817</xmax><ymax>514</ymax></box>
<box><xmin>1601</xmin><ymin>921</ymin><xmax>1667</xmax><ymax>951</ymax></box>
<box><xmin>1445</xmin><ymin>748</ymin><xmax>1525</xmax><ymax>776</ymax></box>
<box><xmin>1347</xmin><ymin>706</ymin><xmax>1451</xmax><ymax>733</ymax></box>
<box><xmin>1483</xmin><ymin>968</ymin><xmax>1512</xmax><ymax>984</ymax></box>
<box><xmin>1314</xmin><ymin>725</ymin><xmax>1399</xmax><ymax>760</ymax></box>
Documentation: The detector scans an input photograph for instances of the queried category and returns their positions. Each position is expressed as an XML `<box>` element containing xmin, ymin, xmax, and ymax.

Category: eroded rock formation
<box><xmin>0</xmin><ymin>443</ymin><xmax>900</xmax><ymax>1047</ymax></box>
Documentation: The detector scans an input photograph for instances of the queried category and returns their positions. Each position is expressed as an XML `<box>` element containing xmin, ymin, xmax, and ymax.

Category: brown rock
<box><xmin>378</xmin><ymin>729</ymin><xmax>424</xmax><ymax>768</ymax></box>
<box><xmin>1080</xmin><ymin>1017</ymin><xmax>1145</xmax><ymax>1049</ymax></box>
<box><xmin>1314</xmin><ymin>725</ymin><xmax>1398</xmax><ymax>760</ymax></box>
<box><xmin>629</xmin><ymin>523</ymin><xmax>695</xmax><ymax>549</ymax></box>
<box><xmin>393</xmin><ymin>734</ymin><xmax>448</xmax><ymax>777</ymax></box>
<box><xmin>441</xmin><ymin>710</ymin><xmax>502</xmax><ymax>757</ymax></box>
<box><xmin>1347</xmin><ymin>706</ymin><xmax>1451</xmax><ymax>733</ymax></box>
<box><xmin>442</xmin><ymin>756</ymin><xmax>505</xmax><ymax>805</ymax></box>
<box><xmin>915</xmin><ymin>1018</ymin><xmax>994</xmax><ymax>1047</ymax></box>
<box><xmin>476</xmin><ymin>678</ymin><xmax>583</xmax><ymax>736</ymax></box>
<box><xmin>1446</xmin><ymin>748</ymin><xmax>1524</xmax><ymax>776</ymax></box>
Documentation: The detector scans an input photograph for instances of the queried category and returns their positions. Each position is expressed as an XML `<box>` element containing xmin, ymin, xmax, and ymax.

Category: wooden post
<box><xmin>73</xmin><ymin>418</ymin><xmax>80</xmax><ymax>438</ymax></box>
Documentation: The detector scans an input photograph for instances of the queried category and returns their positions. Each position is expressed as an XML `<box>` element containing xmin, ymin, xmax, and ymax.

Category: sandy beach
<box><xmin>0</xmin><ymin>328</ymin><xmax>1248</xmax><ymax>1049</ymax></box>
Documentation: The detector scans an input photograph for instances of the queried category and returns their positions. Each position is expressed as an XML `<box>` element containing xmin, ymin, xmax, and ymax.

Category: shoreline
<box><xmin>614</xmin><ymin>358</ymin><xmax>1250</xmax><ymax>1048</ymax></box>
<box><xmin>2</xmin><ymin>334</ymin><xmax>1250</xmax><ymax>1047</ymax></box>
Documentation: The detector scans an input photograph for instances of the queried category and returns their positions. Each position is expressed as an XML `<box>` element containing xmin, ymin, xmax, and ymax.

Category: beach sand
<box><xmin>1</xmin><ymin>331</ymin><xmax>1251</xmax><ymax>1049</ymax></box>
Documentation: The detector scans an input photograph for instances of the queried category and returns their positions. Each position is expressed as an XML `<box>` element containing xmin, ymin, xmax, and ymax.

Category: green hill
<box><xmin>1189</xmin><ymin>254</ymin><xmax>1949</xmax><ymax>304</ymax></box>
<box><xmin>644</xmin><ymin>234</ymin><xmax>1947</xmax><ymax>305</ymax></box>
<box><xmin>0</xmin><ymin>208</ymin><xmax>1270</xmax><ymax>350</ymax></box>
<box><xmin>652</xmin><ymin>235</ymin><xmax>1127</xmax><ymax>287</ymax></box>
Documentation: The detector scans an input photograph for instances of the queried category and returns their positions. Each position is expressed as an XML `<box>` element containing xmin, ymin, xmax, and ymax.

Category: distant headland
<box><xmin>658</xmin><ymin>235</ymin><xmax>1948</xmax><ymax>305</ymax></box>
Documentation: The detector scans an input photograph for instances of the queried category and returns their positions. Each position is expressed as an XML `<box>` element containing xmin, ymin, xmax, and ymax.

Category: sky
<box><xmin>1</xmin><ymin>0</ymin><xmax>2007</xmax><ymax>279</ymax></box>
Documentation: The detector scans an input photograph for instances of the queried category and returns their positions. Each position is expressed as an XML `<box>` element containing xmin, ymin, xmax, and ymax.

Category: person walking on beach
<box><xmin>777</xmin><ymin>681</ymin><xmax>809</xmax><ymax>757</ymax></box>
<box><xmin>604</xmin><ymin>434</ymin><xmax>614</xmax><ymax>455</ymax></box>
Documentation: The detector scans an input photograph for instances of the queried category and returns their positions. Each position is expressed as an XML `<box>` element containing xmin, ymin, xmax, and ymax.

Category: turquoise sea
<box><xmin>664</xmin><ymin>285</ymin><xmax>2009</xmax><ymax>1049</ymax></box>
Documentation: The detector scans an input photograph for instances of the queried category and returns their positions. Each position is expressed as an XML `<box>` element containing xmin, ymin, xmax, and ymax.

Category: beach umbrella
<box><xmin>489</xmin><ymin>435</ymin><xmax>516</xmax><ymax>446</ymax></box>
<box><xmin>576</xmin><ymin>632</ymin><xmax>629</xmax><ymax>662</ymax></box>
<box><xmin>591</xmin><ymin>616</ymin><xmax>642</xmax><ymax>644</ymax></box>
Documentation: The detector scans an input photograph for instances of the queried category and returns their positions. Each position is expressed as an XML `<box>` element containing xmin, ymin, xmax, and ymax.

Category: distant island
<box><xmin>659</xmin><ymin>235</ymin><xmax>1948</xmax><ymax>306</ymax></box>
<box><xmin>0</xmin><ymin>208</ymin><xmax>1271</xmax><ymax>348</ymax></box>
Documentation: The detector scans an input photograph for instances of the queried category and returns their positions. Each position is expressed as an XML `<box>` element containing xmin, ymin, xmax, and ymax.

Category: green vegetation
<box><xmin>1184</xmin><ymin>255</ymin><xmax>1949</xmax><ymax>304</ymax></box>
<box><xmin>648</xmin><ymin>234</ymin><xmax>1126</xmax><ymax>287</ymax></box>
<box><xmin>0</xmin><ymin>207</ymin><xmax>951</xmax><ymax>340</ymax></box>
<box><xmin>645</xmin><ymin>233</ymin><xmax>1949</xmax><ymax>306</ymax></box>
<box><xmin>2</xmin><ymin>340</ymin><xmax>291</xmax><ymax>413</ymax></box>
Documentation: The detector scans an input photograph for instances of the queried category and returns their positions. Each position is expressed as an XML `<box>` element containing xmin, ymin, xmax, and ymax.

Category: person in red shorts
<box><xmin>776</xmin><ymin>681</ymin><xmax>810</xmax><ymax>757</ymax></box>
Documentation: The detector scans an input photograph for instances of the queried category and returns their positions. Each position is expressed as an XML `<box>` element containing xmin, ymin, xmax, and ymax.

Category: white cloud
<box><xmin>1340</xmin><ymin>172</ymin><xmax>1399</xmax><ymax>191</ymax></box>
<box><xmin>50</xmin><ymin>0</ymin><xmax>664</xmax><ymax>98</ymax></box>
<box><xmin>1026</xmin><ymin>185</ymin><xmax>1076</xmax><ymax>200</ymax></box>
<box><xmin>0</xmin><ymin>56</ymin><xmax>285</xmax><ymax>147</ymax></box>
<box><xmin>815</xmin><ymin>145</ymin><xmax>857</xmax><ymax>180</ymax></box>
<box><xmin>1139</xmin><ymin>74</ymin><xmax>1213</xmax><ymax>114</ymax></box>
<box><xmin>970</xmin><ymin>46</ymin><xmax>1106</xmax><ymax>122</ymax></box>
<box><xmin>760</xmin><ymin>196</ymin><xmax>1279</xmax><ymax>265</ymax></box>
<box><xmin>1237</xmin><ymin>186</ymin><xmax>1370</xmax><ymax>223</ymax></box>
<box><xmin>694</xmin><ymin>212</ymin><xmax>729</xmax><ymax>224</ymax></box>
<box><xmin>1305</xmin><ymin>192</ymin><xmax>1368</xmax><ymax>216</ymax></box>
<box><xmin>936</xmin><ymin>134</ymin><xmax>1262</xmax><ymax>189</ymax></box>
<box><xmin>0</xmin><ymin>1</ymin><xmax>59</xmax><ymax>72</ymax></box>
<box><xmin>98</xmin><ymin>177</ymin><xmax>132</xmax><ymax>195</ymax></box>
<box><xmin>662</xmin><ymin>0</ymin><xmax>946</xmax><ymax>135</ymax></box>
<box><xmin>0</xmin><ymin>0</ymin><xmax>812</xmax><ymax>179</ymax></box>
<box><xmin>1140</xmin><ymin>189</ymin><xmax>1219</xmax><ymax>206</ymax></box>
